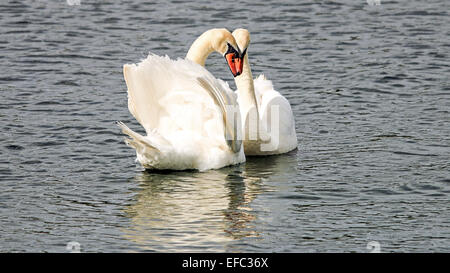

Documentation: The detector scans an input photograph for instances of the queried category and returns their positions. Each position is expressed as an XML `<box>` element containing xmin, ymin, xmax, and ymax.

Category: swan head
<box><xmin>186</xmin><ymin>28</ymin><xmax>243</xmax><ymax>77</ymax></box>
<box><xmin>209</xmin><ymin>28</ymin><xmax>243</xmax><ymax>77</ymax></box>
<box><xmin>232</xmin><ymin>28</ymin><xmax>250</xmax><ymax>74</ymax></box>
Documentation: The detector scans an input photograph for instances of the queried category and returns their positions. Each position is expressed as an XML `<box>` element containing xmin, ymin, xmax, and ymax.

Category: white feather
<box><xmin>120</xmin><ymin>54</ymin><xmax>245</xmax><ymax>171</ymax></box>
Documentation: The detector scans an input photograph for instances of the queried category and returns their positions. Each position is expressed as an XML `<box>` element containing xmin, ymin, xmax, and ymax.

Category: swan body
<box><xmin>119</xmin><ymin>29</ymin><xmax>245</xmax><ymax>171</ymax></box>
<box><xmin>232</xmin><ymin>29</ymin><xmax>298</xmax><ymax>155</ymax></box>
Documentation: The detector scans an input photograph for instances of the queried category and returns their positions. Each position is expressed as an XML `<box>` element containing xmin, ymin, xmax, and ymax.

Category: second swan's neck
<box><xmin>185</xmin><ymin>31</ymin><xmax>215</xmax><ymax>66</ymax></box>
<box><xmin>234</xmin><ymin>53</ymin><xmax>259</xmax><ymax>118</ymax></box>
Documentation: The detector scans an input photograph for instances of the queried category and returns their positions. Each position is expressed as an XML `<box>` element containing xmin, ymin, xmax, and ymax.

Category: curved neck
<box><xmin>186</xmin><ymin>31</ymin><xmax>215</xmax><ymax>66</ymax></box>
<box><xmin>234</xmin><ymin>53</ymin><xmax>259</xmax><ymax>118</ymax></box>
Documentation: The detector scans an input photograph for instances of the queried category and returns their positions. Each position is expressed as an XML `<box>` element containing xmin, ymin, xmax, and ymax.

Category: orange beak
<box><xmin>225</xmin><ymin>53</ymin><xmax>241</xmax><ymax>77</ymax></box>
<box><xmin>234</xmin><ymin>57</ymin><xmax>243</xmax><ymax>76</ymax></box>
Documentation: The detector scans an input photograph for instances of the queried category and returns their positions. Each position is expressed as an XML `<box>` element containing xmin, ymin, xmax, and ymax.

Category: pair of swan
<box><xmin>119</xmin><ymin>28</ymin><xmax>297</xmax><ymax>171</ymax></box>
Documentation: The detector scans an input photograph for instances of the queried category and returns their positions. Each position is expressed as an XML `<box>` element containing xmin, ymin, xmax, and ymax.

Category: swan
<box><xmin>231</xmin><ymin>28</ymin><xmax>298</xmax><ymax>155</ymax></box>
<box><xmin>118</xmin><ymin>29</ymin><xmax>245</xmax><ymax>171</ymax></box>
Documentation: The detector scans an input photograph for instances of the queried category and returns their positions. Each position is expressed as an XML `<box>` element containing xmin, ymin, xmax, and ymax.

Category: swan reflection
<box><xmin>122</xmin><ymin>150</ymin><xmax>298</xmax><ymax>251</ymax></box>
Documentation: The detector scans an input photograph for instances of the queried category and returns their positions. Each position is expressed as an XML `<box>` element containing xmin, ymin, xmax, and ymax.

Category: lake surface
<box><xmin>1</xmin><ymin>0</ymin><xmax>449</xmax><ymax>252</ymax></box>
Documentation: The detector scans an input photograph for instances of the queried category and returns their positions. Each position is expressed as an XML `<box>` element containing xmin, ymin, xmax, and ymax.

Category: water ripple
<box><xmin>0</xmin><ymin>0</ymin><xmax>449</xmax><ymax>253</ymax></box>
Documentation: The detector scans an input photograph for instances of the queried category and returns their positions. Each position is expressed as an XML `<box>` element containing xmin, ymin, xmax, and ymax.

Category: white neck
<box><xmin>185</xmin><ymin>31</ymin><xmax>216</xmax><ymax>66</ymax></box>
<box><xmin>234</xmin><ymin>53</ymin><xmax>260</xmax><ymax>120</ymax></box>
<box><xmin>234</xmin><ymin>51</ymin><xmax>271</xmax><ymax>144</ymax></box>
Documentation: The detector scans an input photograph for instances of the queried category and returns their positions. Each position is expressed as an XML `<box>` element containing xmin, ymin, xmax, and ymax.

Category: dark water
<box><xmin>1</xmin><ymin>0</ymin><xmax>449</xmax><ymax>252</ymax></box>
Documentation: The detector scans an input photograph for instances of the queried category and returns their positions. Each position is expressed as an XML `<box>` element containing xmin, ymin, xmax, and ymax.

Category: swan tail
<box><xmin>257</xmin><ymin>74</ymin><xmax>267</xmax><ymax>81</ymax></box>
<box><xmin>254</xmin><ymin>74</ymin><xmax>274</xmax><ymax>94</ymax></box>
<box><xmin>117</xmin><ymin>121</ymin><xmax>161</xmax><ymax>157</ymax></box>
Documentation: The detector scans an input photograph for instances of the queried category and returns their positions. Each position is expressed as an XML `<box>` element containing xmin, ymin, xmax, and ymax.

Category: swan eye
<box><xmin>224</xmin><ymin>43</ymin><xmax>238</xmax><ymax>55</ymax></box>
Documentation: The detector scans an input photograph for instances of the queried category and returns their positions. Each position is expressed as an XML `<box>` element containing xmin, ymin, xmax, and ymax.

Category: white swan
<box><xmin>118</xmin><ymin>29</ymin><xmax>245</xmax><ymax>171</ymax></box>
<box><xmin>231</xmin><ymin>28</ymin><xmax>298</xmax><ymax>155</ymax></box>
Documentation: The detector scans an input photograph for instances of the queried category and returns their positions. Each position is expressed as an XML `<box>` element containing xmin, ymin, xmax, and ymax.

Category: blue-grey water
<box><xmin>1</xmin><ymin>0</ymin><xmax>449</xmax><ymax>252</ymax></box>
